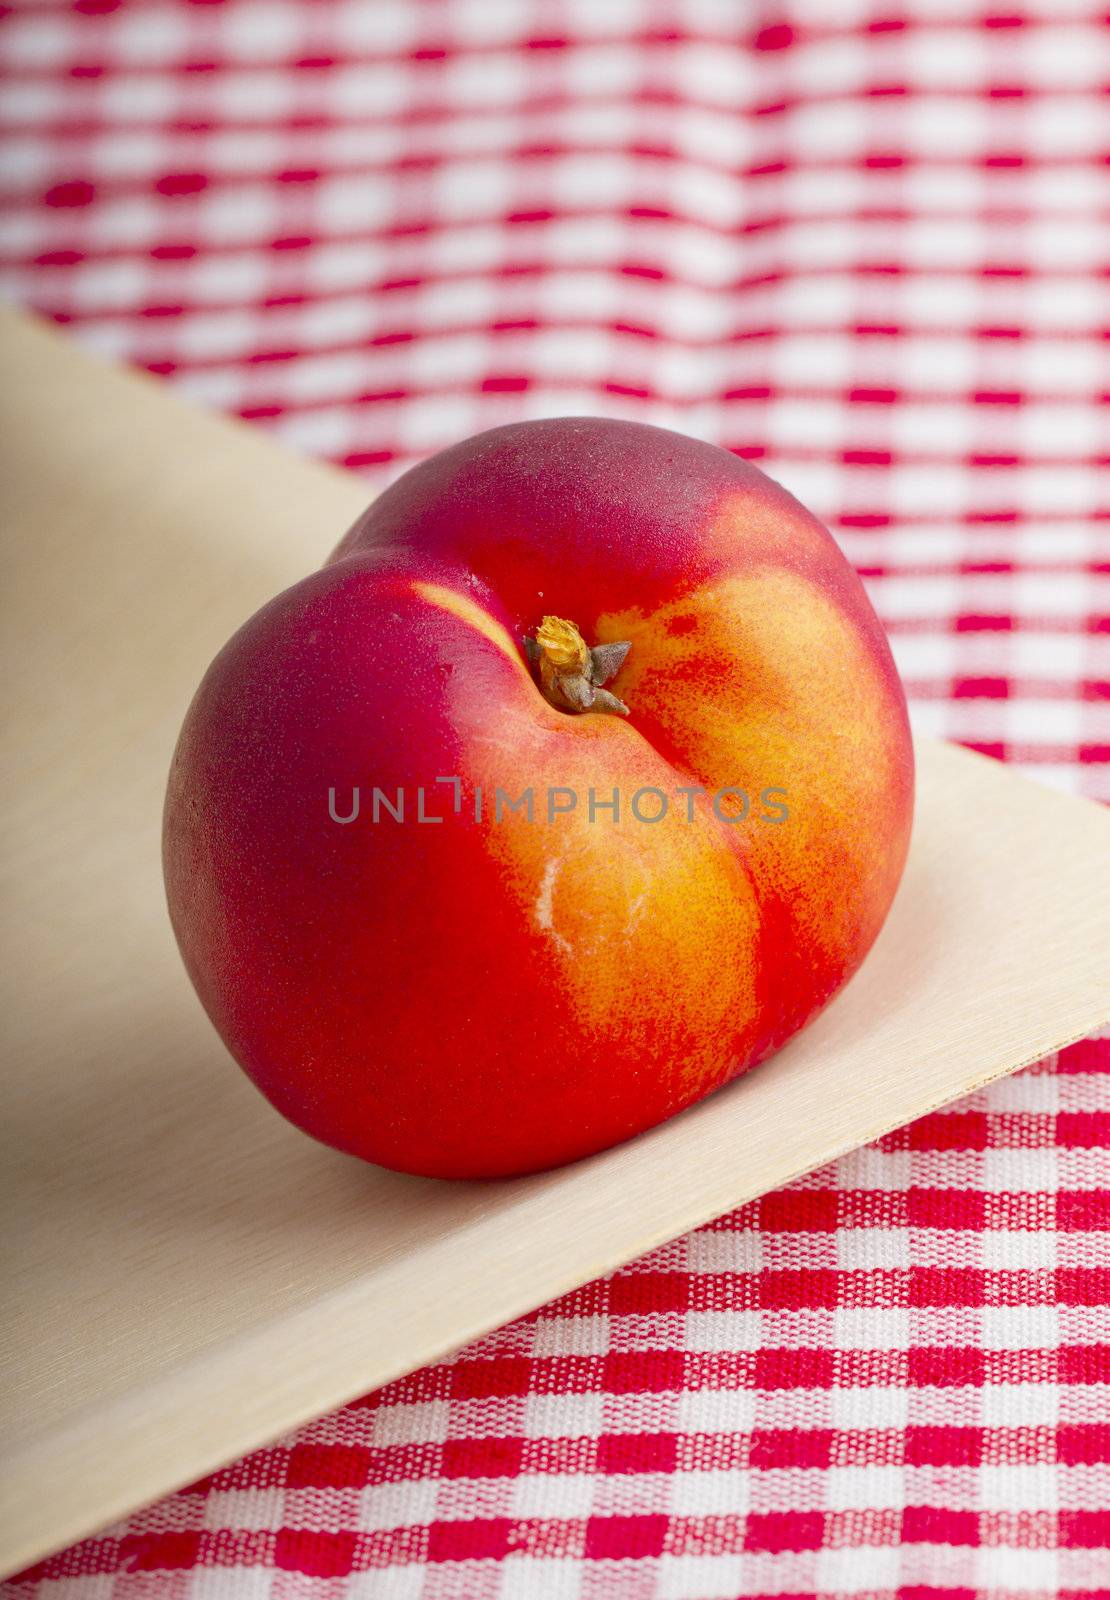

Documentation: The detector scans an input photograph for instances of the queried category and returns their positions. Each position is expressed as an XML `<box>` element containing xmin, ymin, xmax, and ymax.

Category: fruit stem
<box><xmin>523</xmin><ymin>616</ymin><xmax>631</xmax><ymax>716</ymax></box>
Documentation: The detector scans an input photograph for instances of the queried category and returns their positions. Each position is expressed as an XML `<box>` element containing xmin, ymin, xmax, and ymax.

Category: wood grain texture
<box><xmin>1</xmin><ymin>308</ymin><xmax>1108</xmax><ymax>1574</ymax></box>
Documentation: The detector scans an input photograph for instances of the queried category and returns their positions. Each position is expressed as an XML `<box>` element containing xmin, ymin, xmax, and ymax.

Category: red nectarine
<box><xmin>163</xmin><ymin>418</ymin><xmax>913</xmax><ymax>1178</ymax></box>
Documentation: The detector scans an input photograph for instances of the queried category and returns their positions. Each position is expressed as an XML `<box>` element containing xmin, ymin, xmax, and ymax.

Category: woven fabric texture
<box><xmin>1</xmin><ymin>0</ymin><xmax>1108</xmax><ymax>1595</ymax></box>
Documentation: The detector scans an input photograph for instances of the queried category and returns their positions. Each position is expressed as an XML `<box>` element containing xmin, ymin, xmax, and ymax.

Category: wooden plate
<box><xmin>1</xmin><ymin>309</ymin><xmax>1108</xmax><ymax>1575</ymax></box>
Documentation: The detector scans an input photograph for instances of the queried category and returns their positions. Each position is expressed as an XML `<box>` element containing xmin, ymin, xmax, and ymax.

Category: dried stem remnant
<box><xmin>523</xmin><ymin>615</ymin><xmax>631</xmax><ymax>716</ymax></box>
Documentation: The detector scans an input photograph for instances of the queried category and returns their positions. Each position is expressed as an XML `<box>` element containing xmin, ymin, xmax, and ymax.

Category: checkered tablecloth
<box><xmin>2</xmin><ymin>1</ymin><xmax>1108</xmax><ymax>1595</ymax></box>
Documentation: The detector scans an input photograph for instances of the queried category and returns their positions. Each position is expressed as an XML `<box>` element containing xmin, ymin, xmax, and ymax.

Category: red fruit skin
<box><xmin>163</xmin><ymin>418</ymin><xmax>914</xmax><ymax>1179</ymax></box>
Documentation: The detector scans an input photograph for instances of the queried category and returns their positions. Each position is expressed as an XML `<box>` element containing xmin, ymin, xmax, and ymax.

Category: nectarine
<box><xmin>163</xmin><ymin>418</ymin><xmax>913</xmax><ymax>1178</ymax></box>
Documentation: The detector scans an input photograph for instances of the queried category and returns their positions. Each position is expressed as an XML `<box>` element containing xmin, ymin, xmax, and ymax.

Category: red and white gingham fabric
<box><xmin>2</xmin><ymin>1</ymin><xmax>1108</xmax><ymax>1596</ymax></box>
